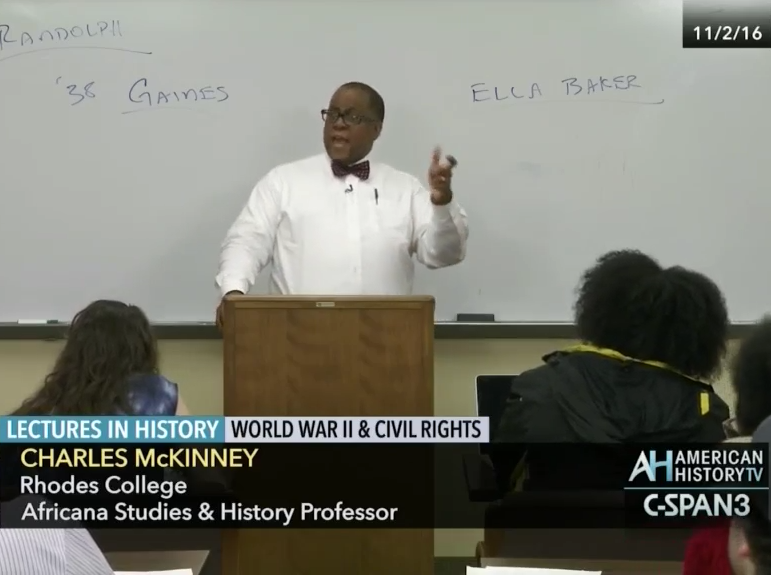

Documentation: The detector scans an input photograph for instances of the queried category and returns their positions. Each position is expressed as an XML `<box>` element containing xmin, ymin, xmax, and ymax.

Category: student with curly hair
<box><xmin>493</xmin><ymin>250</ymin><xmax>730</xmax><ymax>490</ymax></box>
<box><xmin>727</xmin><ymin>437</ymin><xmax>771</xmax><ymax>575</ymax></box>
<box><xmin>683</xmin><ymin>319</ymin><xmax>771</xmax><ymax>575</ymax></box>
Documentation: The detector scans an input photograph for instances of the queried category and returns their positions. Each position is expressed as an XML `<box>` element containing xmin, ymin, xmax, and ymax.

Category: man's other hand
<box><xmin>216</xmin><ymin>291</ymin><xmax>244</xmax><ymax>330</ymax></box>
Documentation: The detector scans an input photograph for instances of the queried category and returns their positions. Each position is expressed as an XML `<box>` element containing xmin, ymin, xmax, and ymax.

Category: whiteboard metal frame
<box><xmin>0</xmin><ymin>322</ymin><xmax>755</xmax><ymax>340</ymax></box>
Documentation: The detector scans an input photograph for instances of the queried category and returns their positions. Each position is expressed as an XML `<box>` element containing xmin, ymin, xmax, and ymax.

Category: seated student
<box><xmin>9</xmin><ymin>300</ymin><xmax>226</xmax><ymax>495</ymax></box>
<box><xmin>726</xmin><ymin>413</ymin><xmax>771</xmax><ymax>575</ymax></box>
<box><xmin>683</xmin><ymin>318</ymin><xmax>771</xmax><ymax>575</ymax></box>
<box><xmin>493</xmin><ymin>250</ymin><xmax>730</xmax><ymax>491</ymax></box>
<box><xmin>12</xmin><ymin>299</ymin><xmax>191</xmax><ymax>417</ymax></box>
<box><xmin>728</xmin><ymin>501</ymin><xmax>771</xmax><ymax>575</ymax></box>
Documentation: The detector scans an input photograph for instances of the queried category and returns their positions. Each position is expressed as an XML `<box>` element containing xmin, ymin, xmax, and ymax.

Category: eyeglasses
<box><xmin>321</xmin><ymin>109</ymin><xmax>374</xmax><ymax>126</ymax></box>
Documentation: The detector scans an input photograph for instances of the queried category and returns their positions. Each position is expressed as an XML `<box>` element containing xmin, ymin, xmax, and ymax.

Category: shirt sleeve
<box><xmin>216</xmin><ymin>169</ymin><xmax>283</xmax><ymax>296</ymax></box>
<box><xmin>64</xmin><ymin>529</ymin><xmax>115</xmax><ymax>575</ymax></box>
<box><xmin>409</xmin><ymin>178</ymin><xmax>468</xmax><ymax>269</ymax></box>
<box><xmin>0</xmin><ymin>497</ymin><xmax>113</xmax><ymax>575</ymax></box>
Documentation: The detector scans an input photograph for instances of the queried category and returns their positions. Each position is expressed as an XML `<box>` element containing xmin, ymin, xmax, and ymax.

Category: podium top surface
<box><xmin>224</xmin><ymin>295</ymin><xmax>435</xmax><ymax>309</ymax></box>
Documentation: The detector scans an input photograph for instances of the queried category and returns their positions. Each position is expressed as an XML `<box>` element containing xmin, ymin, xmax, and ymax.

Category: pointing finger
<box><xmin>431</xmin><ymin>147</ymin><xmax>442</xmax><ymax>165</ymax></box>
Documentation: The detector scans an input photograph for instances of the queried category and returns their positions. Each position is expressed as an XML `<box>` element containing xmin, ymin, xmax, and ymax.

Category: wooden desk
<box><xmin>482</xmin><ymin>556</ymin><xmax>681</xmax><ymax>574</ymax></box>
<box><xmin>105</xmin><ymin>551</ymin><xmax>208</xmax><ymax>575</ymax></box>
<box><xmin>91</xmin><ymin>529</ymin><xmax>221</xmax><ymax>575</ymax></box>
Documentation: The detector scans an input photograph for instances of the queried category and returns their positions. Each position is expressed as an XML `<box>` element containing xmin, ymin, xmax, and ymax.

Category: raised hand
<box><xmin>428</xmin><ymin>146</ymin><xmax>458</xmax><ymax>205</ymax></box>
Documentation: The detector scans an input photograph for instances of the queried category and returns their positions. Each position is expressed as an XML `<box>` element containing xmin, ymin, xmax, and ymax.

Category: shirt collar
<box><xmin>325</xmin><ymin>152</ymin><xmax>372</xmax><ymax>167</ymax></box>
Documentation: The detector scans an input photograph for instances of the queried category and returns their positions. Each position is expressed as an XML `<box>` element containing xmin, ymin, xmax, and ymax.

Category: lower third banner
<box><xmin>0</xmin><ymin>443</ymin><xmax>434</xmax><ymax>528</ymax></box>
<box><xmin>1</xmin><ymin>443</ymin><xmax>766</xmax><ymax>528</ymax></box>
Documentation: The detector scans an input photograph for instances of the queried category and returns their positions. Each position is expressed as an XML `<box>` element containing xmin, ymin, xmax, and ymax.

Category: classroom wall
<box><xmin>0</xmin><ymin>339</ymin><xmax>737</xmax><ymax>557</ymax></box>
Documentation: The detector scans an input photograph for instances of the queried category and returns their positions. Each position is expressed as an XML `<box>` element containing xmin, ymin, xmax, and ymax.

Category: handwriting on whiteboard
<box><xmin>0</xmin><ymin>21</ymin><xmax>151</xmax><ymax>62</ymax></box>
<box><xmin>55</xmin><ymin>76</ymin><xmax>230</xmax><ymax>113</ymax></box>
<box><xmin>0</xmin><ymin>20</ymin><xmax>228</xmax><ymax>114</ymax></box>
<box><xmin>0</xmin><ymin>20</ymin><xmax>123</xmax><ymax>49</ymax></box>
<box><xmin>471</xmin><ymin>75</ymin><xmax>665</xmax><ymax>105</ymax></box>
<box><xmin>56</xmin><ymin>77</ymin><xmax>96</xmax><ymax>106</ymax></box>
<box><xmin>126</xmin><ymin>78</ymin><xmax>229</xmax><ymax>113</ymax></box>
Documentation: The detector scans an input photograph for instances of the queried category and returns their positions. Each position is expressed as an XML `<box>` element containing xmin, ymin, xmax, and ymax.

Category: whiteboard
<box><xmin>1</xmin><ymin>0</ymin><xmax>769</xmax><ymax>323</ymax></box>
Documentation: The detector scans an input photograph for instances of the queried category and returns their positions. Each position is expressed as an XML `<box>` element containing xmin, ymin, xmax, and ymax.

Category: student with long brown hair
<box><xmin>1</xmin><ymin>301</ymin><xmax>198</xmax><ymax>571</ymax></box>
<box><xmin>4</xmin><ymin>300</ymin><xmax>228</xmax><ymax>515</ymax></box>
<box><xmin>13</xmin><ymin>299</ymin><xmax>190</xmax><ymax>417</ymax></box>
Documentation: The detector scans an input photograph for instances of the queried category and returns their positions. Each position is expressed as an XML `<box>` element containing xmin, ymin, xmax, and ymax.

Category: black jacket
<box><xmin>491</xmin><ymin>349</ymin><xmax>729</xmax><ymax>490</ymax></box>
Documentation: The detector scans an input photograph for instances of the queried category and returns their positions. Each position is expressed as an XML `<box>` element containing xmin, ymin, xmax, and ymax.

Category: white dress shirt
<box><xmin>216</xmin><ymin>154</ymin><xmax>468</xmax><ymax>296</ymax></box>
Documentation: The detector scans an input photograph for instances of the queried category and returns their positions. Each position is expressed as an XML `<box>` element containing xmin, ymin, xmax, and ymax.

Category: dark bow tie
<box><xmin>331</xmin><ymin>160</ymin><xmax>370</xmax><ymax>180</ymax></box>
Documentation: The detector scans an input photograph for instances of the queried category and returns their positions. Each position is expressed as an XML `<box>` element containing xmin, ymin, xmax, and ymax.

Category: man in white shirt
<box><xmin>216</xmin><ymin>81</ymin><xmax>468</xmax><ymax>326</ymax></box>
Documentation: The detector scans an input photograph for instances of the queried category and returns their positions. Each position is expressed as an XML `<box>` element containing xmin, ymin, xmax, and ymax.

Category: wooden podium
<box><xmin>220</xmin><ymin>296</ymin><xmax>435</xmax><ymax>575</ymax></box>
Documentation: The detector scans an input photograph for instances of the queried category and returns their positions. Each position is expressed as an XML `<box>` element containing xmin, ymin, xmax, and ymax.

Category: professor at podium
<box><xmin>215</xmin><ymin>82</ymin><xmax>469</xmax><ymax>324</ymax></box>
